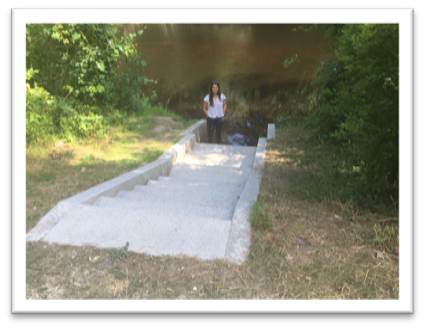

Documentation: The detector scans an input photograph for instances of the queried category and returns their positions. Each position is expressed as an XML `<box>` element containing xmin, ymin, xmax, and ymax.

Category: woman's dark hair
<box><xmin>208</xmin><ymin>81</ymin><xmax>221</xmax><ymax>107</ymax></box>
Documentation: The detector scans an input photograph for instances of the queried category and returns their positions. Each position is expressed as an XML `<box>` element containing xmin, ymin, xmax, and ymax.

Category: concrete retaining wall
<box><xmin>78</xmin><ymin>119</ymin><xmax>207</xmax><ymax>205</ymax></box>
<box><xmin>224</xmin><ymin>125</ymin><xmax>275</xmax><ymax>264</ymax></box>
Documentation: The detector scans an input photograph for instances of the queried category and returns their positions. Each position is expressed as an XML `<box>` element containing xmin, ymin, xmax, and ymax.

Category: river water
<box><xmin>135</xmin><ymin>24</ymin><xmax>332</xmax><ymax>144</ymax></box>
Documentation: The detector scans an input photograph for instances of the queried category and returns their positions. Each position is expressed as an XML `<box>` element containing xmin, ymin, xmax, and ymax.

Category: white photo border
<box><xmin>12</xmin><ymin>8</ymin><xmax>413</xmax><ymax>313</ymax></box>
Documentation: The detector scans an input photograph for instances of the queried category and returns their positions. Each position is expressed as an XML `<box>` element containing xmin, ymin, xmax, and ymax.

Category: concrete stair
<box><xmin>41</xmin><ymin>203</ymin><xmax>233</xmax><ymax>259</ymax></box>
<box><xmin>34</xmin><ymin>142</ymin><xmax>258</xmax><ymax>260</ymax></box>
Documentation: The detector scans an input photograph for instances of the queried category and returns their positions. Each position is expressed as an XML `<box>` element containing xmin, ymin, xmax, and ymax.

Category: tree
<box><xmin>311</xmin><ymin>24</ymin><xmax>399</xmax><ymax>204</ymax></box>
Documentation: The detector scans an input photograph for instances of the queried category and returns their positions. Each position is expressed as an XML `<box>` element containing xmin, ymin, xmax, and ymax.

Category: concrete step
<box><xmin>94</xmin><ymin>196</ymin><xmax>234</xmax><ymax>220</ymax></box>
<box><xmin>168</xmin><ymin>164</ymin><xmax>250</xmax><ymax>183</ymax></box>
<box><xmin>160</xmin><ymin>173</ymin><xmax>247</xmax><ymax>186</ymax></box>
<box><xmin>179</xmin><ymin>154</ymin><xmax>253</xmax><ymax>170</ymax></box>
<box><xmin>41</xmin><ymin>204</ymin><xmax>232</xmax><ymax>260</ymax></box>
<box><xmin>133</xmin><ymin>176</ymin><xmax>243</xmax><ymax>194</ymax></box>
<box><xmin>130</xmin><ymin>175</ymin><xmax>175</xmax><ymax>190</ymax></box>
<box><xmin>134</xmin><ymin>178</ymin><xmax>245</xmax><ymax>193</ymax></box>
<box><xmin>181</xmin><ymin>143</ymin><xmax>256</xmax><ymax>169</ymax></box>
<box><xmin>192</xmin><ymin>143</ymin><xmax>256</xmax><ymax>154</ymax></box>
<box><xmin>116</xmin><ymin>185</ymin><xmax>241</xmax><ymax>209</ymax></box>
<box><xmin>135</xmin><ymin>166</ymin><xmax>248</xmax><ymax>188</ymax></box>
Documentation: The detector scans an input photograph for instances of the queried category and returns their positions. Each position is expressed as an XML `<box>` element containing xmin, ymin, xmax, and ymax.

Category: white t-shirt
<box><xmin>203</xmin><ymin>93</ymin><xmax>226</xmax><ymax>118</ymax></box>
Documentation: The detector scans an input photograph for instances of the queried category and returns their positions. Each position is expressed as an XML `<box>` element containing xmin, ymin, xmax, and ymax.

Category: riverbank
<box><xmin>26</xmin><ymin>117</ymin><xmax>398</xmax><ymax>299</ymax></box>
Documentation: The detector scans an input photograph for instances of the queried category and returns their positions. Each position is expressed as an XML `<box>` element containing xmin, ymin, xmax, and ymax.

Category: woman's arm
<box><xmin>223</xmin><ymin>99</ymin><xmax>227</xmax><ymax>114</ymax></box>
<box><xmin>202</xmin><ymin>101</ymin><xmax>208</xmax><ymax>117</ymax></box>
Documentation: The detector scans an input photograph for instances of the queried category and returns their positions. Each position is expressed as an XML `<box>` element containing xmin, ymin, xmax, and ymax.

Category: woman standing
<box><xmin>202</xmin><ymin>81</ymin><xmax>227</xmax><ymax>144</ymax></box>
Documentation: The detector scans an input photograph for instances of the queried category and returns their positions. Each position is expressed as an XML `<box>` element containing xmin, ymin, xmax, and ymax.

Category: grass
<box><xmin>251</xmin><ymin>199</ymin><xmax>272</xmax><ymax>231</ymax></box>
<box><xmin>26</xmin><ymin>116</ymin><xmax>398</xmax><ymax>299</ymax></box>
<box><xmin>26</xmin><ymin>111</ymin><xmax>196</xmax><ymax>231</ymax></box>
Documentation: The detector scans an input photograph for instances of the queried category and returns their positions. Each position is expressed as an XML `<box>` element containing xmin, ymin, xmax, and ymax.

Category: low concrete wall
<box><xmin>267</xmin><ymin>123</ymin><xmax>276</xmax><ymax>140</ymax></box>
<box><xmin>27</xmin><ymin>119</ymin><xmax>207</xmax><ymax>241</ymax></box>
<box><xmin>80</xmin><ymin>119</ymin><xmax>206</xmax><ymax>204</ymax></box>
<box><xmin>224</xmin><ymin>124</ymin><xmax>275</xmax><ymax>264</ymax></box>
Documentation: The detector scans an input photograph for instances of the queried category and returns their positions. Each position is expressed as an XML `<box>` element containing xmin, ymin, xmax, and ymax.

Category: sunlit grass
<box><xmin>26</xmin><ymin>113</ymin><xmax>194</xmax><ymax>231</ymax></box>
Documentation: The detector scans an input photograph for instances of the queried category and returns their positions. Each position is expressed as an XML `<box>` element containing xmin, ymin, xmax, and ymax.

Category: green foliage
<box><xmin>58</xmin><ymin>106</ymin><xmax>107</xmax><ymax>142</ymax></box>
<box><xmin>26</xmin><ymin>82</ymin><xmax>107</xmax><ymax>144</ymax></box>
<box><xmin>106</xmin><ymin>54</ymin><xmax>158</xmax><ymax>112</ymax></box>
<box><xmin>251</xmin><ymin>199</ymin><xmax>272</xmax><ymax>231</ymax></box>
<box><xmin>308</xmin><ymin>24</ymin><xmax>399</xmax><ymax>206</ymax></box>
<box><xmin>26</xmin><ymin>82</ymin><xmax>56</xmax><ymax>144</ymax></box>
<box><xmin>26</xmin><ymin>24</ymin><xmax>145</xmax><ymax>104</ymax></box>
<box><xmin>25</xmin><ymin>71</ymin><xmax>176</xmax><ymax>146</ymax></box>
<box><xmin>26</xmin><ymin>24</ymin><xmax>156</xmax><ymax>112</ymax></box>
<box><xmin>25</xmin><ymin>24</ymin><xmax>165</xmax><ymax>145</ymax></box>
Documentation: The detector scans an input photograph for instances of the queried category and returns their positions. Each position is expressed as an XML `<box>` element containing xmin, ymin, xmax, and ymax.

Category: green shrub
<box><xmin>26</xmin><ymin>24</ymin><xmax>162</xmax><ymax>143</ymax></box>
<box><xmin>26</xmin><ymin>80</ymin><xmax>108</xmax><ymax>144</ymax></box>
<box><xmin>59</xmin><ymin>111</ymin><xmax>106</xmax><ymax>141</ymax></box>
<box><xmin>104</xmin><ymin>110</ymin><xmax>127</xmax><ymax>125</ymax></box>
<box><xmin>106</xmin><ymin>54</ymin><xmax>158</xmax><ymax>113</ymax></box>
<box><xmin>26</xmin><ymin>84</ymin><xmax>55</xmax><ymax>144</ymax></box>
<box><xmin>26</xmin><ymin>24</ymin><xmax>146</xmax><ymax>105</ymax></box>
<box><xmin>308</xmin><ymin>24</ymin><xmax>399</xmax><ymax>206</ymax></box>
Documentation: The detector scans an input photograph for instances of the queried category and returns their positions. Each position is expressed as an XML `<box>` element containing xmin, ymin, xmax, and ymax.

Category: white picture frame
<box><xmin>12</xmin><ymin>7</ymin><xmax>413</xmax><ymax>314</ymax></box>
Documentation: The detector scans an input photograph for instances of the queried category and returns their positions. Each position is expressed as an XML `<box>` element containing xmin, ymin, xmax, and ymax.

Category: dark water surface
<box><xmin>135</xmin><ymin>24</ymin><xmax>332</xmax><ymax>144</ymax></box>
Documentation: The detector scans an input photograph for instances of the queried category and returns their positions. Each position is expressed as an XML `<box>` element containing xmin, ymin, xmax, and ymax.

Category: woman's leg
<box><xmin>215</xmin><ymin>117</ymin><xmax>223</xmax><ymax>144</ymax></box>
<box><xmin>207</xmin><ymin>117</ymin><xmax>214</xmax><ymax>143</ymax></box>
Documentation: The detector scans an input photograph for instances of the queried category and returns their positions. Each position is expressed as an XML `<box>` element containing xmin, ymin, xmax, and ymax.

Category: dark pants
<box><xmin>207</xmin><ymin>117</ymin><xmax>224</xmax><ymax>144</ymax></box>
